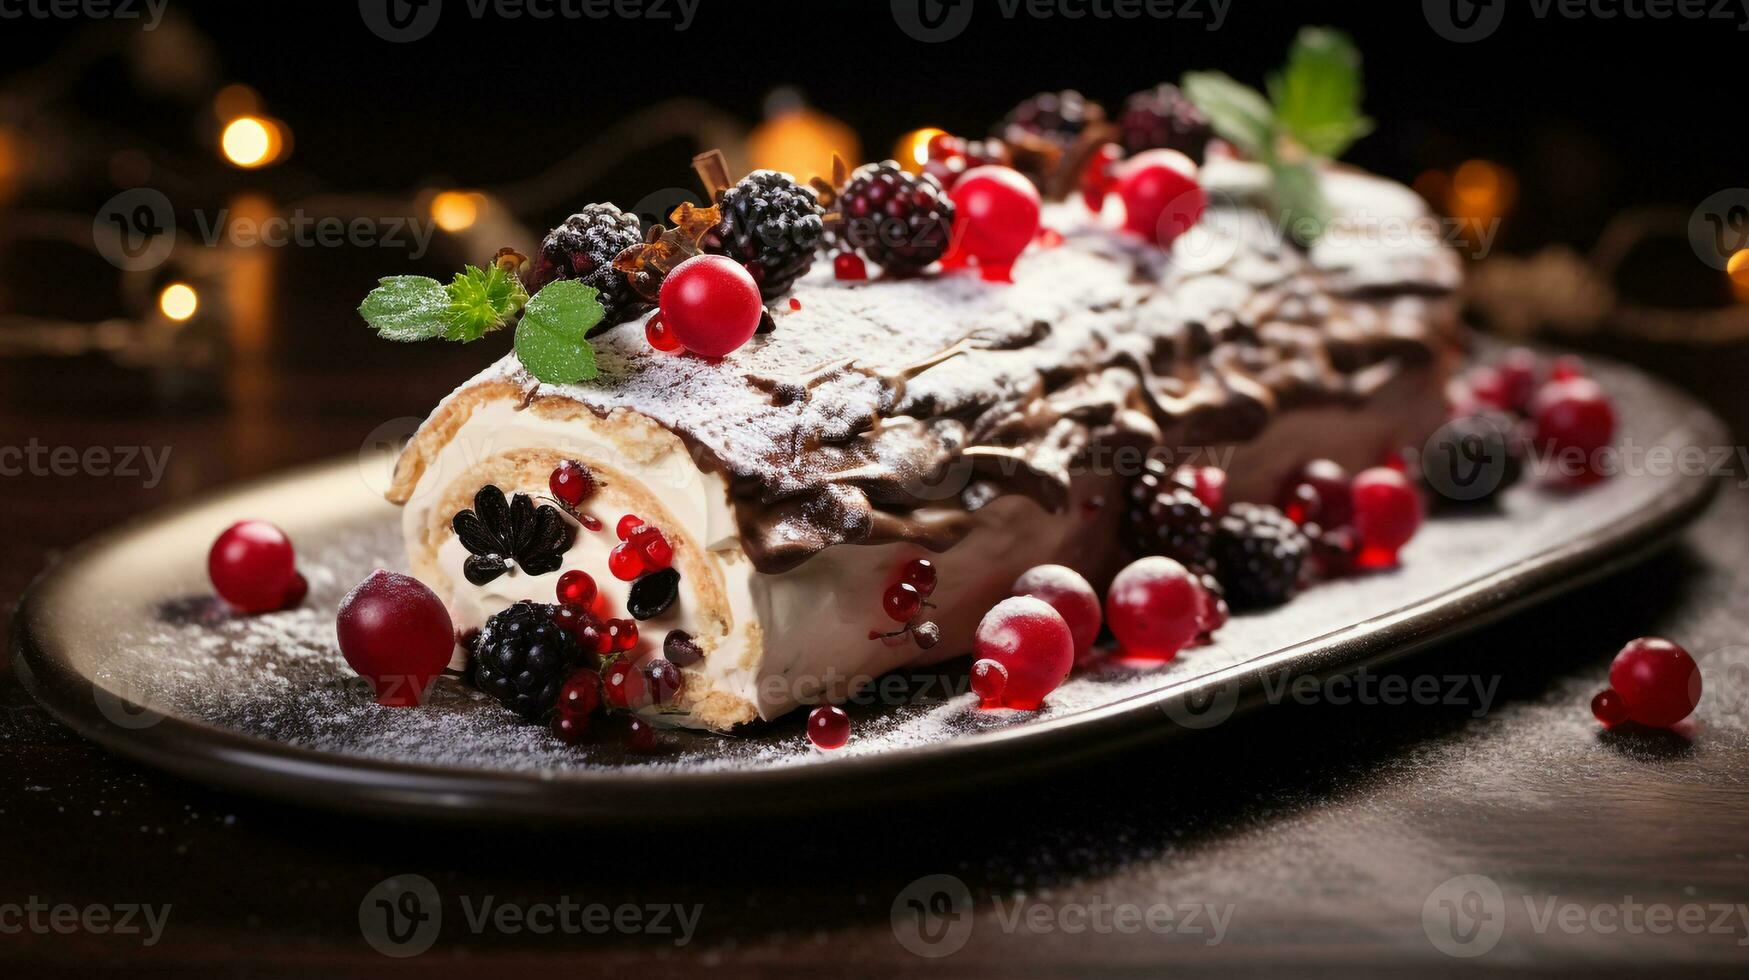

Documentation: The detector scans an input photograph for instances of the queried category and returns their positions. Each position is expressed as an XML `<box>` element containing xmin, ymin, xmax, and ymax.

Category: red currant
<box><xmin>602</xmin><ymin>656</ymin><xmax>648</xmax><ymax>710</ymax></box>
<box><xmin>548</xmin><ymin>459</ymin><xmax>595</xmax><ymax>506</ymax></box>
<box><xmin>335</xmin><ymin>570</ymin><xmax>455</xmax><ymax>707</ymax></box>
<box><xmin>616</xmin><ymin>514</ymin><xmax>644</xmax><ymax>540</ymax></box>
<box><xmin>552</xmin><ymin>712</ymin><xmax>590</xmax><ymax>745</ymax></box>
<box><xmin>1351</xmin><ymin>467</ymin><xmax>1423</xmax><ymax>569</ymax></box>
<box><xmin>834</xmin><ymin>252</ymin><xmax>868</xmax><ymax>281</ymax></box>
<box><xmin>973</xmin><ymin>596</ymin><xmax>1074</xmax><ymax>710</ymax></box>
<box><xmin>807</xmin><ymin>705</ymin><xmax>851</xmax><ymax>750</ymax></box>
<box><xmin>1279</xmin><ymin>459</ymin><xmax>1352</xmax><ymax>528</ymax></box>
<box><xmin>645</xmin><ymin>313</ymin><xmax>684</xmax><ymax>353</ymax></box>
<box><xmin>1079</xmin><ymin>142</ymin><xmax>1123</xmax><ymax>213</ymax></box>
<box><xmin>1011</xmin><ymin>564</ymin><xmax>1102</xmax><ymax>662</ymax></box>
<box><xmin>1195</xmin><ymin>573</ymin><xmax>1229</xmax><ymax>639</ymax></box>
<box><xmin>900</xmin><ymin>558</ymin><xmax>937</xmax><ymax>597</ymax></box>
<box><xmin>550</xmin><ymin>602</ymin><xmax>592</xmax><ymax>637</ymax></box>
<box><xmin>658</xmin><ymin>254</ymin><xmax>762</xmax><ymax>358</ymax></box>
<box><xmin>1532</xmin><ymin>377</ymin><xmax>1616</xmax><ymax>485</ymax></box>
<box><xmin>607</xmin><ymin>543</ymin><xmax>645</xmax><ymax>581</ymax></box>
<box><xmin>644</xmin><ymin>658</ymin><xmax>682</xmax><ymax>705</ymax></box>
<box><xmin>1117</xmin><ymin>149</ymin><xmax>1206</xmax><ymax>245</ymax></box>
<box><xmin>1105</xmin><ymin>557</ymin><xmax>1202</xmax><ymax>660</ymax></box>
<box><xmin>1176</xmin><ymin>465</ymin><xmax>1226</xmax><ymax>515</ymax></box>
<box><xmin>576</xmin><ymin>618</ymin><xmax>609</xmax><ymax>656</ymax></box>
<box><xmin>1590</xmin><ymin>689</ymin><xmax>1629</xmax><ymax>728</ymax></box>
<box><xmin>557</xmin><ymin>669</ymin><xmax>602</xmax><ymax>719</ymax></box>
<box><xmin>208</xmin><ymin>520</ymin><xmax>298</xmax><ymax>613</ymax></box>
<box><xmin>556</xmin><ymin>569</ymin><xmax>597</xmax><ymax>607</ymax></box>
<box><xmin>969</xmin><ymin>658</ymin><xmax>1008</xmax><ymax>706</ymax></box>
<box><xmin>1494</xmin><ymin>348</ymin><xmax>1542</xmax><ymax>415</ymax></box>
<box><xmin>883</xmin><ymin>582</ymin><xmax>924</xmax><ymax>623</ymax></box>
<box><xmin>609</xmin><ymin>618</ymin><xmax>639</xmax><ymax>652</ymax></box>
<box><xmin>630</xmin><ymin>525</ymin><xmax>672</xmax><ymax>569</ymax></box>
<box><xmin>1608</xmin><ymin>637</ymin><xmax>1702</xmax><ymax>728</ymax></box>
<box><xmin>947</xmin><ymin>165</ymin><xmax>1040</xmax><ymax>279</ymax></box>
<box><xmin>625</xmin><ymin>715</ymin><xmax>659</xmax><ymax>753</ymax></box>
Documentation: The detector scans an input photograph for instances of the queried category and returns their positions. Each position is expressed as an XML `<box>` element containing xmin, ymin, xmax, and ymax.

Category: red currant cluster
<box><xmin>921</xmin><ymin>132</ymin><xmax>1013</xmax><ymax>191</ymax></box>
<box><xmin>208</xmin><ymin>520</ymin><xmax>308</xmax><ymax>614</ymax></box>
<box><xmin>1591</xmin><ymin>637</ymin><xmax>1702</xmax><ymax>730</ymax></box>
<box><xmin>869</xmin><ymin>558</ymin><xmax>942</xmax><ymax>649</ymax></box>
<box><xmin>551</xmin><ymin>663</ymin><xmax>665</xmax><ymax>754</ymax></box>
<box><xmin>1451</xmin><ymin>349</ymin><xmax>1617</xmax><ymax>488</ymax></box>
<box><xmin>1278</xmin><ymin>459</ymin><xmax>1424</xmax><ymax>573</ymax></box>
<box><xmin>609</xmin><ymin>514</ymin><xmax>673</xmax><ymax>581</ymax></box>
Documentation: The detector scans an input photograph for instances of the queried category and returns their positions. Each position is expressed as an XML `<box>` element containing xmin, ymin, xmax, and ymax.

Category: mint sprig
<box><xmin>443</xmin><ymin>263</ymin><xmax>528</xmax><ymax>342</ymax></box>
<box><xmin>1183</xmin><ymin>26</ymin><xmax>1370</xmax><ymax>244</ymax></box>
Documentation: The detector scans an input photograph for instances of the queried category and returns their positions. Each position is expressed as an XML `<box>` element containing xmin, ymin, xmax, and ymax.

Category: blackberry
<box><xmin>473</xmin><ymin>601</ymin><xmax>588</xmax><ymax>721</ymax></box>
<box><xmin>834</xmin><ymin>161</ymin><xmax>955</xmax><ymax>275</ymax></box>
<box><xmin>1212</xmin><ymin>503</ymin><xmax>1310</xmax><ymax>610</ymax></box>
<box><xmin>532</xmin><ymin>203</ymin><xmax>646</xmax><ymax>326</ymax></box>
<box><xmin>700</xmin><ymin>170</ymin><xmax>824</xmax><ymax>299</ymax></box>
<box><xmin>1122</xmin><ymin>459</ymin><xmax>1216</xmax><ymax>570</ymax></box>
<box><xmin>1420</xmin><ymin>411</ymin><xmax>1525</xmax><ymax>506</ymax></box>
<box><xmin>997</xmin><ymin>90</ymin><xmax>1105</xmax><ymax>148</ymax></box>
<box><xmin>1118</xmin><ymin>84</ymin><xmax>1213</xmax><ymax>160</ymax></box>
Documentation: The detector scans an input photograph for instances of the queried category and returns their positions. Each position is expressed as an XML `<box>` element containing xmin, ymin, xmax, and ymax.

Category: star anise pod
<box><xmin>451</xmin><ymin>485</ymin><xmax>574</xmax><ymax>586</ymax></box>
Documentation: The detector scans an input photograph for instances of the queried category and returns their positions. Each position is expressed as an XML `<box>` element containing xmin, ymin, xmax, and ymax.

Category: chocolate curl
<box><xmin>693</xmin><ymin>149</ymin><xmax>733</xmax><ymax>200</ymax></box>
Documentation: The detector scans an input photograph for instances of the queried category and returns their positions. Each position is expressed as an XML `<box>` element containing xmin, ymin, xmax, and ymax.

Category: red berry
<box><xmin>973</xmin><ymin>596</ymin><xmax>1074</xmax><ymax>710</ymax></box>
<box><xmin>579</xmin><ymin>513</ymin><xmax>603</xmax><ymax>533</ymax></box>
<box><xmin>947</xmin><ymin>165</ymin><xmax>1041</xmax><ymax>276</ymax></box>
<box><xmin>549</xmin><ymin>459</ymin><xmax>595</xmax><ymax>506</ymax></box>
<box><xmin>1351</xmin><ymin>467</ymin><xmax>1423</xmax><ymax>569</ymax></box>
<box><xmin>1036</xmin><ymin>227</ymin><xmax>1065</xmax><ymax>248</ymax></box>
<box><xmin>1494</xmin><ymin>348</ymin><xmax>1542</xmax><ymax>414</ymax></box>
<box><xmin>645</xmin><ymin>313</ymin><xmax>684</xmax><ymax>353</ymax></box>
<box><xmin>335</xmin><ymin>570</ymin><xmax>455</xmax><ymax>707</ymax></box>
<box><xmin>616</xmin><ymin>514</ymin><xmax>644</xmax><ymax>540</ymax></box>
<box><xmin>608</xmin><ymin>543</ymin><xmax>645</xmax><ymax>581</ymax></box>
<box><xmin>576</xmin><ymin>618</ymin><xmax>609</xmax><ymax>656</ymax></box>
<box><xmin>625</xmin><ymin>715</ymin><xmax>659</xmax><ymax>753</ymax></box>
<box><xmin>1195</xmin><ymin>574</ymin><xmax>1229</xmax><ymax>638</ymax></box>
<box><xmin>1079</xmin><ymin>142</ymin><xmax>1123</xmax><ymax>213</ymax></box>
<box><xmin>557</xmin><ymin>670</ymin><xmax>602</xmax><ymax>719</ymax></box>
<box><xmin>834</xmin><ymin>252</ymin><xmax>868</xmax><ymax>281</ymax></box>
<box><xmin>602</xmin><ymin>656</ymin><xmax>648</xmax><ymax>710</ymax></box>
<box><xmin>1011</xmin><ymin>564</ymin><xmax>1102</xmax><ymax>662</ymax></box>
<box><xmin>279</xmin><ymin>572</ymin><xmax>309</xmax><ymax>610</ymax></box>
<box><xmin>900</xmin><ymin>558</ymin><xmax>937</xmax><ymax>597</ymax></box>
<box><xmin>1279</xmin><ymin>459</ymin><xmax>1352</xmax><ymax>528</ymax></box>
<box><xmin>1532</xmin><ymin>377</ymin><xmax>1616</xmax><ymax>485</ymax></box>
<box><xmin>807</xmin><ymin>705</ymin><xmax>851</xmax><ymax>750</ymax></box>
<box><xmin>1175</xmin><ymin>465</ymin><xmax>1226</xmax><ymax>514</ymax></box>
<box><xmin>609</xmin><ymin>618</ymin><xmax>639</xmax><ymax>652</ymax></box>
<box><xmin>1550</xmin><ymin>355</ymin><xmax>1586</xmax><ymax>381</ymax></box>
<box><xmin>1105</xmin><ymin>557</ymin><xmax>1203</xmax><ymax>660</ymax></box>
<box><xmin>630</xmin><ymin>525</ymin><xmax>672</xmax><ymax>569</ymax></box>
<box><xmin>883</xmin><ymin>582</ymin><xmax>924</xmax><ymax>623</ymax></box>
<box><xmin>969</xmin><ymin>659</ymin><xmax>1008</xmax><ymax>706</ymax></box>
<box><xmin>658</xmin><ymin>254</ymin><xmax>762</xmax><ymax>358</ymax></box>
<box><xmin>1117</xmin><ymin>149</ymin><xmax>1206</xmax><ymax>245</ymax></box>
<box><xmin>788</xmin><ymin>297</ymin><xmax>802</xmax><ymax>312</ymax></box>
<box><xmin>1590</xmin><ymin>689</ymin><xmax>1629</xmax><ymax>729</ymax></box>
<box><xmin>550</xmin><ymin>602</ymin><xmax>592</xmax><ymax>637</ymax></box>
<box><xmin>556</xmin><ymin>569</ymin><xmax>597</xmax><ymax>607</ymax></box>
<box><xmin>208</xmin><ymin>521</ymin><xmax>298</xmax><ymax>613</ymax></box>
<box><xmin>1608</xmin><ymin>637</ymin><xmax>1702</xmax><ymax>728</ymax></box>
<box><xmin>552</xmin><ymin>712</ymin><xmax>590</xmax><ymax>745</ymax></box>
<box><xmin>644</xmin><ymin>658</ymin><xmax>682</xmax><ymax>705</ymax></box>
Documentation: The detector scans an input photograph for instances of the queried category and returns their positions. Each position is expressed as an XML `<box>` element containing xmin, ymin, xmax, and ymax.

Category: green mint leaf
<box><xmin>1181</xmin><ymin>71</ymin><xmax>1275</xmax><ymax>159</ymax></box>
<box><xmin>1267</xmin><ymin>27</ymin><xmax>1372</xmax><ymax>160</ymax></box>
<box><xmin>1270</xmin><ymin>159</ymin><xmax>1330</xmax><ymax>247</ymax></box>
<box><xmin>442</xmin><ymin>264</ymin><xmax>528</xmax><ymax>343</ymax></box>
<box><xmin>514</xmin><ymin>279</ymin><xmax>604</xmax><ymax>385</ymax></box>
<box><xmin>359</xmin><ymin>276</ymin><xmax>450</xmax><ymax>341</ymax></box>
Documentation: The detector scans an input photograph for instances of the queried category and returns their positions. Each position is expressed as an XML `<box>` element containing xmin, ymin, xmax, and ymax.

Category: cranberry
<box><xmin>557</xmin><ymin>670</ymin><xmax>601</xmax><ymax>718</ymax></box>
<box><xmin>549</xmin><ymin>459</ymin><xmax>595</xmax><ymax>506</ymax></box>
<box><xmin>900</xmin><ymin>558</ymin><xmax>938</xmax><ymax>597</ymax></box>
<box><xmin>616</xmin><ymin>514</ymin><xmax>644</xmax><ymax>540</ymax></box>
<box><xmin>630</xmin><ymin>525</ymin><xmax>672</xmax><ymax>568</ymax></box>
<box><xmin>1550</xmin><ymin>355</ymin><xmax>1586</xmax><ymax>381</ymax></box>
<box><xmin>1279</xmin><ymin>459</ymin><xmax>1352</xmax><ymax>527</ymax></box>
<box><xmin>973</xmin><ymin>596</ymin><xmax>1074</xmax><ymax>710</ymax></box>
<box><xmin>335</xmin><ymin>570</ymin><xmax>455</xmax><ymax>707</ymax></box>
<box><xmin>807</xmin><ymin>705</ymin><xmax>851</xmax><ymax>750</ymax></box>
<box><xmin>1532</xmin><ymin>377</ymin><xmax>1616</xmax><ymax>485</ymax></box>
<box><xmin>658</xmin><ymin>254</ymin><xmax>762</xmax><ymax>358</ymax></box>
<box><xmin>947</xmin><ymin>165</ymin><xmax>1040</xmax><ymax>280</ymax></box>
<box><xmin>552</xmin><ymin>712</ymin><xmax>590</xmax><ymax>745</ymax></box>
<box><xmin>1105</xmin><ymin>557</ymin><xmax>1203</xmax><ymax>660</ymax></box>
<box><xmin>602</xmin><ymin>656</ymin><xmax>648</xmax><ymax>709</ymax></box>
<box><xmin>1117</xmin><ymin>149</ymin><xmax>1206</xmax><ymax>246</ymax></box>
<box><xmin>645</xmin><ymin>313</ymin><xmax>683</xmax><ymax>353</ymax></box>
<box><xmin>1608</xmin><ymin>637</ymin><xmax>1702</xmax><ymax>728</ymax></box>
<box><xmin>1351</xmin><ymin>467</ymin><xmax>1423</xmax><ymax>569</ymax></box>
<box><xmin>1079</xmin><ymin>142</ymin><xmax>1123</xmax><ymax>213</ymax></box>
<box><xmin>834</xmin><ymin>252</ymin><xmax>868</xmax><ymax>281</ymax></box>
<box><xmin>883</xmin><ymin>582</ymin><xmax>924</xmax><ymax>623</ymax></box>
<box><xmin>1493</xmin><ymin>348</ymin><xmax>1542</xmax><ymax>414</ymax></box>
<box><xmin>644</xmin><ymin>658</ymin><xmax>683</xmax><ymax>704</ymax></box>
<box><xmin>1175</xmin><ymin>465</ymin><xmax>1226</xmax><ymax>514</ymax></box>
<box><xmin>1011</xmin><ymin>564</ymin><xmax>1102</xmax><ymax>662</ymax></box>
<box><xmin>1590</xmin><ymin>688</ymin><xmax>1630</xmax><ymax>728</ymax></box>
<box><xmin>279</xmin><ymin>573</ymin><xmax>309</xmax><ymax>609</ymax></box>
<box><xmin>625</xmin><ymin>715</ymin><xmax>659</xmax><ymax>753</ymax></box>
<box><xmin>556</xmin><ymin>570</ymin><xmax>597</xmax><ymax>607</ymax></box>
<box><xmin>608</xmin><ymin>618</ymin><xmax>639</xmax><ymax>652</ymax></box>
<box><xmin>208</xmin><ymin>520</ymin><xmax>298</xmax><ymax>613</ymax></box>
<box><xmin>607</xmin><ymin>543</ymin><xmax>645</xmax><ymax>581</ymax></box>
<box><xmin>969</xmin><ymin>659</ymin><xmax>1008</xmax><ymax>706</ymax></box>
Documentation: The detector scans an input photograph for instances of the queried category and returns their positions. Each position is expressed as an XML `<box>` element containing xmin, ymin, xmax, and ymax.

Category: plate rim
<box><xmin>9</xmin><ymin>365</ymin><xmax>1729</xmax><ymax>823</ymax></box>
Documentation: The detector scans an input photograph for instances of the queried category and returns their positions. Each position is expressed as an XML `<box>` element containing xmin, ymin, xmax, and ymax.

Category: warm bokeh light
<box><xmin>748</xmin><ymin>107</ymin><xmax>860</xmax><ymax>184</ymax></box>
<box><xmin>1729</xmin><ymin>249</ymin><xmax>1749</xmax><ymax>303</ymax></box>
<box><xmin>1444</xmin><ymin>159</ymin><xmax>1517</xmax><ymax>253</ymax></box>
<box><xmin>895</xmin><ymin>127</ymin><xmax>946</xmax><ymax>172</ymax></box>
<box><xmin>159</xmin><ymin>282</ymin><xmax>199</xmax><ymax>321</ymax></box>
<box><xmin>212</xmin><ymin>84</ymin><xmax>260</xmax><ymax>121</ymax></box>
<box><xmin>430</xmin><ymin>190</ymin><xmax>482</xmax><ymax>232</ymax></box>
<box><xmin>221</xmin><ymin>116</ymin><xmax>283</xmax><ymax>168</ymax></box>
<box><xmin>0</xmin><ymin>127</ymin><xmax>19</xmax><ymax>204</ymax></box>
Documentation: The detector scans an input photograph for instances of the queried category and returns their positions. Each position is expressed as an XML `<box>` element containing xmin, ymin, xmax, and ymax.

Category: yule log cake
<box><xmin>385</xmin><ymin>158</ymin><xmax>1462</xmax><ymax>731</ymax></box>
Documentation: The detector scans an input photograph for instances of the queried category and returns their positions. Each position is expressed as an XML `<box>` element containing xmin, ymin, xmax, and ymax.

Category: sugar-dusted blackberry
<box><xmin>1212</xmin><ymin>503</ymin><xmax>1310</xmax><ymax>610</ymax></box>
<box><xmin>1122</xmin><ymin>458</ymin><xmax>1216</xmax><ymax>570</ymax></box>
<box><xmin>997</xmin><ymin>90</ymin><xmax>1105</xmax><ymax>148</ymax></box>
<box><xmin>473</xmin><ymin>601</ymin><xmax>589</xmax><ymax>721</ymax></box>
<box><xmin>531</xmin><ymin>203</ymin><xmax>646</xmax><ymax>326</ymax></box>
<box><xmin>834</xmin><ymin>161</ymin><xmax>956</xmax><ymax>275</ymax></box>
<box><xmin>700</xmin><ymin>170</ymin><xmax>824</xmax><ymax>299</ymax></box>
<box><xmin>1119</xmin><ymin>83</ymin><xmax>1213</xmax><ymax>160</ymax></box>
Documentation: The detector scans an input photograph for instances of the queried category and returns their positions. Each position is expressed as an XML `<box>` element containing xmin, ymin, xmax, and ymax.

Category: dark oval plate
<box><xmin>10</xmin><ymin>356</ymin><xmax>1725</xmax><ymax>823</ymax></box>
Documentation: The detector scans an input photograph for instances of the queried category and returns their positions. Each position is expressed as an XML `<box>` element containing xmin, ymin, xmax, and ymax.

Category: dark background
<box><xmin>4</xmin><ymin>2</ymin><xmax>1749</xmax><ymax>976</ymax></box>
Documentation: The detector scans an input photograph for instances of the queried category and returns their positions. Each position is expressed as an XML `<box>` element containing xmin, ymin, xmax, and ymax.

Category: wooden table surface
<box><xmin>4</xmin><ymin>337</ymin><xmax>1749</xmax><ymax>978</ymax></box>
